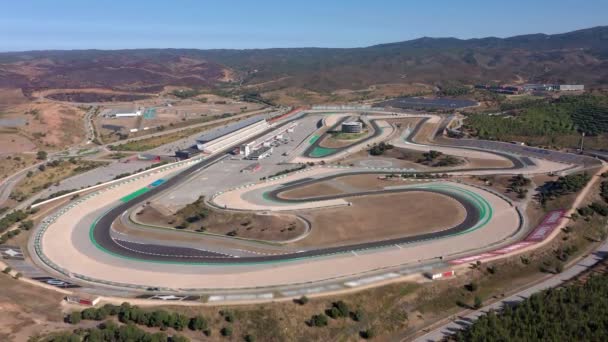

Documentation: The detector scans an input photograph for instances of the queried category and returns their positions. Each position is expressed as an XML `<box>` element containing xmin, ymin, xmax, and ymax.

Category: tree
<box><xmin>352</xmin><ymin>310</ymin><xmax>364</xmax><ymax>322</ymax></box>
<box><xmin>474</xmin><ymin>296</ymin><xmax>483</xmax><ymax>309</ymax></box>
<box><xmin>171</xmin><ymin>335</ymin><xmax>189</xmax><ymax>342</ymax></box>
<box><xmin>19</xmin><ymin>219</ymin><xmax>34</xmax><ymax>230</ymax></box>
<box><xmin>360</xmin><ymin>328</ymin><xmax>376</xmax><ymax>339</ymax></box>
<box><xmin>222</xmin><ymin>311</ymin><xmax>235</xmax><ymax>323</ymax></box>
<box><xmin>589</xmin><ymin>202</ymin><xmax>608</xmax><ymax>216</ymax></box>
<box><xmin>327</xmin><ymin>307</ymin><xmax>341</xmax><ymax>319</ymax></box>
<box><xmin>487</xmin><ymin>265</ymin><xmax>497</xmax><ymax>274</ymax></box>
<box><xmin>296</xmin><ymin>295</ymin><xmax>309</xmax><ymax>305</ymax></box>
<box><xmin>68</xmin><ymin>311</ymin><xmax>81</xmax><ymax>324</ymax></box>
<box><xmin>221</xmin><ymin>326</ymin><xmax>233</xmax><ymax>337</ymax></box>
<box><xmin>173</xmin><ymin>313</ymin><xmax>189</xmax><ymax>331</ymax></box>
<box><xmin>189</xmin><ymin>315</ymin><xmax>207</xmax><ymax>331</ymax></box>
<box><xmin>148</xmin><ymin>310</ymin><xmax>170</xmax><ymax>327</ymax></box>
<box><xmin>37</xmin><ymin>150</ymin><xmax>48</xmax><ymax>160</ymax></box>
<box><xmin>334</xmin><ymin>301</ymin><xmax>349</xmax><ymax>318</ymax></box>
<box><xmin>310</xmin><ymin>314</ymin><xmax>328</xmax><ymax>327</ymax></box>
<box><xmin>578</xmin><ymin>206</ymin><xmax>594</xmax><ymax>217</ymax></box>
<box><xmin>467</xmin><ymin>282</ymin><xmax>478</xmax><ymax>292</ymax></box>
<box><xmin>244</xmin><ymin>334</ymin><xmax>256</xmax><ymax>342</ymax></box>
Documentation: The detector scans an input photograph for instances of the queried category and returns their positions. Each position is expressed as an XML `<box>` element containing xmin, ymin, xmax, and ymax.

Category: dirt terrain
<box><xmin>96</xmin><ymin>94</ymin><xmax>263</xmax><ymax>143</ymax></box>
<box><xmin>0</xmin><ymin>88</ymin><xmax>30</xmax><ymax>109</ymax></box>
<box><xmin>137</xmin><ymin>198</ymin><xmax>306</xmax><ymax>242</ymax></box>
<box><xmin>0</xmin><ymin>101</ymin><xmax>86</xmax><ymax>151</ymax></box>
<box><xmin>0</xmin><ymin>275</ymin><xmax>68</xmax><ymax>342</ymax></box>
<box><xmin>0</xmin><ymin>153</ymin><xmax>37</xmax><ymax>178</ymax></box>
<box><xmin>292</xmin><ymin>191</ymin><xmax>466</xmax><ymax>248</ymax></box>
<box><xmin>281</xmin><ymin>174</ymin><xmax>433</xmax><ymax>200</ymax></box>
<box><xmin>280</xmin><ymin>183</ymin><xmax>347</xmax><ymax>199</ymax></box>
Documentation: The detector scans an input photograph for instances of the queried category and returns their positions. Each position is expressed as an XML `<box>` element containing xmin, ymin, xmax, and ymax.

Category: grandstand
<box><xmin>195</xmin><ymin>116</ymin><xmax>270</xmax><ymax>154</ymax></box>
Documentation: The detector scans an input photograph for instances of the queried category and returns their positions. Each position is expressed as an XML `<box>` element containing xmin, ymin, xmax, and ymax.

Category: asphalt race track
<box><xmin>302</xmin><ymin>116</ymin><xmax>383</xmax><ymax>158</ymax></box>
<box><xmin>94</xmin><ymin>184</ymin><xmax>482</xmax><ymax>263</ymax></box>
<box><xmin>30</xmin><ymin>109</ymin><xmax>602</xmax><ymax>293</ymax></box>
<box><xmin>90</xmin><ymin>112</ymin><xmax>591</xmax><ymax>264</ymax></box>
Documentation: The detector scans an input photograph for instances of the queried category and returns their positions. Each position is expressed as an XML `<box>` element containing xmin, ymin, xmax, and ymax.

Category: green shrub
<box><xmin>309</xmin><ymin>314</ymin><xmax>328</xmax><ymax>327</ymax></box>
<box><xmin>220</xmin><ymin>326</ymin><xmax>233</xmax><ymax>337</ymax></box>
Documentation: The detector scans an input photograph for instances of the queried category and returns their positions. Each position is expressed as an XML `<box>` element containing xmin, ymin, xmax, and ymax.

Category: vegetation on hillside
<box><xmin>417</xmin><ymin>150</ymin><xmax>462</xmax><ymax>167</ymax></box>
<box><xmin>171</xmin><ymin>89</ymin><xmax>201</xmax><ymax>99</ymax></box>
<box><xmin>9</xmin><ymin>159</ymin><xmax>106</xmax><ymax>202</ymax></box>
<box><xmin>2</xmin><ymin>26</ymin><xmax>607</xmax><ymax>95</ymax></box>
<box><xmin>44</xmin><ymin>321</ymin><xmax>189</xmax><ymax>342</ymax></box>
<box><xmin>507</xmin><ymin>174</ymin><xmax>531</xmax><ymax>199</ymax></box>
<box><xmin>450</xmin><ymin>273</ymin><xmax>608</xmax><ymax>341</ymax></box>
<box><xmin>464</xmin><ymin>95</ymin><xmax>608</xmax><ymax>148</ymax></box>
<box><xmin>369</xmin><ymin>142</ymin><xmax>394</xmax><ymax>156</ymax></box>
<box><xmin>537</xmin><ymin>173</ymin><xmax>590</xmax><ymax>205</ymax></box>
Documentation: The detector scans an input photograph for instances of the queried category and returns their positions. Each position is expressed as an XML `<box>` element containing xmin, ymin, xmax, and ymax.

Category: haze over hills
<box><xmin>0</xmin><ymin>26</ymin><xmax>607</xmax><ymax>94</ymax></box>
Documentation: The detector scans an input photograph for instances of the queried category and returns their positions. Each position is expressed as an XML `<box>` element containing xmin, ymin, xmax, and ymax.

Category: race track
<box><xmin>28</xmin><ymin>109</ymin><xmax>601</xmax><ymax>294</ymax></box>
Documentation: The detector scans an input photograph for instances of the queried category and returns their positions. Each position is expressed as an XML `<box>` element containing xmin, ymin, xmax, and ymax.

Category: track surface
<box><xmin>71</xmin><ymin>111</ymin><xmax>596</xmax><ymax>265</ymax></box>
<box><xmin>303</xmin><ymin>116</ymin><xmax>383</xmax><ymax>158</ymax></box>
<box><xmin>96</xmin><ymin>180</ymin><xmax>482</xmax><ymax>263</ymax></box>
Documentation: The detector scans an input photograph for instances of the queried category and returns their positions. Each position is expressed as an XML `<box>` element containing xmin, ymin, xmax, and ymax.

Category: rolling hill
<box><xmin>0</xmin><ymin>26</ymin><xmax>606</xmax><ymax>94</ymax></box>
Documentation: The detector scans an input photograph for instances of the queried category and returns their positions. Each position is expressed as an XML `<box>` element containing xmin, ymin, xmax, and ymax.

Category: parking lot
<box><xmin>153</xmin><ymin>114</ymin><xmax>323</xmax><ymax>210</ymax></box>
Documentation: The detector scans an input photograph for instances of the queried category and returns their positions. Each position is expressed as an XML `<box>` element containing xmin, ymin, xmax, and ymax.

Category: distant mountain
<box><xmin>0</xmin><ymin>26</ymin><xmax>606</xmax><ymax>93</ymax></box>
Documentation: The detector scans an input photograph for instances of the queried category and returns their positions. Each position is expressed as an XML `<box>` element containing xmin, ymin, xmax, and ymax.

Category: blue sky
<box><xmin>1</xmin><ymin>0</ymin><xmax>606</xmax><ymax>51</ymax></box>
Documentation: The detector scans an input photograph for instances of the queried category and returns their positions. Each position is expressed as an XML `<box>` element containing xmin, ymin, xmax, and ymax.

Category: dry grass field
<box><xmin>96</xmin><ymin>93</ymin><xmax>263</xmax><ymax>143</ymax></box>
<box><xmin>0</xmin><ymin>101</ymin><xmax>86</xmax><ymax>151</ymax></box>
<box><xmin>0</xmin><ymin>153</ymin><xmax>37</xmax><ymax>179</ymax></box>
<box><xmin>137</xmin><ymin>197</ymin><xmax>306</xmax><ymax>242</ymax></box>
<box><xmin>280</xmin><ymin>183</ymin><xmax>346</xmax><ymax>199</ymax></box>
<box><xmin>9</xmin><ymin>160</ymin><xmax>106</xmax><ymax>201</ymax></box>
<box><xmin>293</xmin><ymin>191</ymin><xmax>465</xmax><ymax>248</ymax></box>
<box><xmin>0</xmin><ymin>274</ymin><xmax>68</xmax><ymax>341</ymax></box>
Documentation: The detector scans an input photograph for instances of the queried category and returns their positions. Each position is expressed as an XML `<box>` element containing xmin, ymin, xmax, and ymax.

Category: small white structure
<box><xmin>240</xmin><ymin>141</ymin><xmax>257</xmax><ymax>157</ymax></box>
<box><xmin>559</xmin><ymin>84</ymin><xmax>585</xmax><ymax>91</ymax></box>
<box><xmin>115</xmin><ymin>110</ymin><xmax>142</xmax><ymax>118</ymax></box>
<box><xmin>246</xmin><ymin>146</ymin><xmax>273</xmax><ymax>160</ymax></box>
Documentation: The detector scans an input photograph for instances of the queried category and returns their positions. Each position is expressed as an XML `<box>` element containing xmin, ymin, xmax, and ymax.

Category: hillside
<box><xmin>0</xmin><ymin>26</ymin><xmax>607</xmax><ymax>95</ymax></box>
<box><xmin>463</xmin><ymin>94</ymin><xmax>608</xmax><ymax>149</ymax></box>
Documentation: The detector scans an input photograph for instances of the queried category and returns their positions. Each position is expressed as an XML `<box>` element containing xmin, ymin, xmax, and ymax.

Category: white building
<box><xmin>559</xmin><ymin>85</ymin><xmax>584</xmax><ymax>91</ymax></box>
<box><xmin>240</xmin><ymin>141</ymin><xmax>257</xmax><ymax>157</ymax></box>
<box><xmin>115</xmin><ymin>110</ymin><xmax>142</xmax><ymax>118</ymax></box>
<box><xmin>196</xmin><ymin>117</ymin><xmax>270</xmax><ymax>154</ymax></box>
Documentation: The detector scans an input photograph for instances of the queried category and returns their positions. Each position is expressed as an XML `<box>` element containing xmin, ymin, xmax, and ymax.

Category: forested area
<box><xmin>465</xmin><ymin>95</ymin><xmax>608</xmax><ymax>147</ymax></box>
<box><xmin>42</xmin><ymin>321</ymin><xmax>188</xmax><ymax>342</ymax></box>
<box><xmin>451</xmin><ymin>273</ymin><xmax>608</xmax><ymax>341</ymax></box>
<box><xmin>537</xmin><ymin>173</ymin><xmax>590</xmax><ymax>205</ymax></box>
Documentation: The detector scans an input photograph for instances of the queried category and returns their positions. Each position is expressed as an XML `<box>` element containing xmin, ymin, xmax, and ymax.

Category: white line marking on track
<box><xmin>111</xmin><ymin>238</ymin><xmax>238</xmax><ymax>259</ymax></box>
